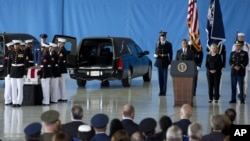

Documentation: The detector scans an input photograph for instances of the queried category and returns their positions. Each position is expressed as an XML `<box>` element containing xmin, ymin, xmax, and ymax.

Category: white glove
<box><xmin>6</xmin><ymin>74</ymin><xmax>10</xmax><ymax>78</ymax></box>
<box><xmin>23</xmin><ymin>75</ymin><xmax>27</xmax><ymax>79</ymax></box>
<box><xmin>154</xmin><ymin>54</ymin><xmax>158</xmax><ymax>58</ymax></box>
<box><xmin>168</xmin><ymin>65</ymin><xmax>171</xmax><ymax>70</ymax></box>
<box><xmin>197</xmin><ymin>66</ymin><xmax>200</xmax><ymax>70</ymax></box>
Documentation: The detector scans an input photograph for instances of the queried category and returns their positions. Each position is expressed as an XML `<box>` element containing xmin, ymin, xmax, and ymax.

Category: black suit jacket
<box><xmin>121</xmin><ymin>119</ymin><xmax>139</xmax><ymax>136</ymax></box>
<box><xmin>173</xmin><ymin>119</ymin><xmax>191</xmax><ymax>136</ymax></box>
<box><xmin>61</xmin><ymin>121</ymin><xmax>84</xmax><ymax>139</ymax></box>
<box><xmin>175</xmin><ymin>48</ymin><xmax>195</xmax><ymax>61</ymax></box>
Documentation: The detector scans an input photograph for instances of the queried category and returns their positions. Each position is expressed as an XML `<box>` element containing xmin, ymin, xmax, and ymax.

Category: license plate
<box><xmin>90</xmin><ymin>71</ymin><xmax>100</xmax><ymax>76</ymax></box>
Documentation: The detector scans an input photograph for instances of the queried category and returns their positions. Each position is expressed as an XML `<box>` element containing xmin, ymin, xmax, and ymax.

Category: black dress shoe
<box><xmin>159</xmin><ymin>93</ymin><xmax>166</xmax><ymax>96</ymax></box>
<box><xmin>208</xmin><ymin>100</ymin><xmax>212</xmax><ymax>103</ymax></box>
<box><xmin>16</xmin><ymin>104</ymin><xmax>21</xmax><ymax>107</ymax></box>
<box><xmin>5</xmin><ymin>102</ymin><xmax>12</xmax><ymax>106</ymax></box>
<box><xmin>12</xmin><ymin>104</ymin><xmax>17</xmax><ymax>107</ymax></box>
<box><xmin>60</xmin><ymin>99</ymin><xmax>68</xmax><ymax>102</ymax></box>
<box><xmin>42</xmin><ymin>104</ymin><xmax>50</xmax><ymax>106</ymax></box>
<box><xmin>50</xmin><ymin>101</ymin><xmax>57</xmax><ymax>104</ymax></box>
<box><xmin>229</xmin><ymin>100</ymin><xmax>236</xmax><ymax>103</ymax></box>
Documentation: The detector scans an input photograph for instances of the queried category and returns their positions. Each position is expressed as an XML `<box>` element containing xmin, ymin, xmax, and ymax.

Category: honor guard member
<box><xmin>8</xmin><ymin>40</ymin><xmax>27</xmax><ymax>107</ymax></box>
<box><xmin>49</xmin><ymin>42</ymin><xmax>60</xmax><ymax>103</ymax></box>
<box><xmin>40</xmin><ymin>43</ymin><xmax>52</xmax><ymax>105</ymax></box>
<box><xmin>232</xmin><ymin>32</ymin><xmax>250</xmax><ymax>97</ymax></box>
<box><xmin>154</xmin><ymin>30</ymin><xmax>173</xmax><ymax>96</ymax></box>
<box><xmin>25</xmin><ymin>39</ymin><xmax>34</xmax><ymax>67</ymax></box>
<box><xmin>24</xmin><ymin>122</ymin><xmax>42</xmax><ymax>141</ymax></box>
<box><xmin>4</xmin><ymin>42</ymin><xmax>14</xmax><ymax>105</ymax></box>
<box><xmin>58</xmin><ymin>38</ymin><xmax>68</xmax><ymax>102</ymax></box>
<box><xmin>188</xmin><ymin>41</ymin><xmax>204</xmax><ymax>96</ymax></box>
<box><xmin>34</xmin><ymin>34</ymin><xmax>47</xmax><ymax>66</ymax></box>
<box><xmin>40</xmin><ymin>110</ymin><xmax>60</xmax><ymax>141</ymax></box>
<box><xmin>229</xmin><ymin>41</ymin><xmax>249</xmax><ymax>104</ymax></box>
<box><xmin>91</xmin><ymin>113</ymin><xmax>110</xmax><ymax>141</ymax></box>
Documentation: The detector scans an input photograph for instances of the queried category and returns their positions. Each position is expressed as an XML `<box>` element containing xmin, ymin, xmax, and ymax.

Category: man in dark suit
<box><xmin>154</xmin><ymin>30</ymin><xmax>173</xmax><ymax>96</ymax></box>
<box><xmin>91</xmin><ymin>113</ymin><xmax>110</xmax><ymax>141</ymax></box>
<box><xmin>176</xmin><ymin>39</ymin><xmax>195</xmax><ymax>61</ymax></box>
<box><xmin>173</xmin><ymin>104</ymin><xmax>192</xmax><ymax>136</ymax></box>
<box><xmin>62</xmin><ymin>105</ymin><xmax>85</xmax><ymax>139</ymax></box>
<box><xmin>121</xmin><ymin>104</ymin><xmax>139</xmax><ymax>137</ymax></box>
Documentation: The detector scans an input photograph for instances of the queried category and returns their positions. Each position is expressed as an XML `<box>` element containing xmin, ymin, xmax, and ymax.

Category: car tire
<box><xmin>143</xmin><ymin>65</ymin><xmax>152</xmax><ymax>82</ymax></box>
<box><xmin>122</xmin><ymin>69</ymin><xmax>131</xmax><ymax>87</ymax></box>
<box><xmin>76</xmin><ymin>79</ymin><xmax>86</xmax><ymax>87</ymax></box>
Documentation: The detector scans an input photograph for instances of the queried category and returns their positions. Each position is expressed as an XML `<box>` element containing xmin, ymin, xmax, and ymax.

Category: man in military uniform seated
<box><xmin>90</xmin><ymin>113</ymin><xmax>110</xmax><ymax>141</ymax></box>
<box><xmin>24</xmin><ymin>122</ymin><xmax>42</xmax><ymax>141</ymax></box>
<box><xmin>229</xmin><ymin>41</ymin><xmax>249</xmax><ymax>104</ymax></box>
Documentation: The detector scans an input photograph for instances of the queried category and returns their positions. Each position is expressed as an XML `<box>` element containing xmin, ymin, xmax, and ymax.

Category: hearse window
<box><xmin>126</xmin><ymin>42</ymin><xmax>139</xmax><ymax>55</ymax></box>
<box><xmin>65</xmin><ymin>42</ymin><xmax>72</xmax><ymax>52</ymax></box>
<box><xmin>0</xmin><ymin>42</ymin><xmax>4</xmax><ymax>54</ymax></box>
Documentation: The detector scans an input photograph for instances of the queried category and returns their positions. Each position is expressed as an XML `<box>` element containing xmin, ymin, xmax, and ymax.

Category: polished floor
<box><xmin>0</xmin><ymin>71</ymin><xmax>249</xmax><ymax>141</ymax></box>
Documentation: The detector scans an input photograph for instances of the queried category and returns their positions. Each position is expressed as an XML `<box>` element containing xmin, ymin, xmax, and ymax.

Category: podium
<box><xmin>170</xmin><ymin>60</ymin><xmax>197</xmax><ymax>107</ymax></box>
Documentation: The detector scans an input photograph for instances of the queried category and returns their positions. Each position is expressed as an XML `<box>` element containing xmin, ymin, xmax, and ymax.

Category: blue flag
<box><xmin>206</xmin><ymin>0</ymin><xmax>225</xmax><ymax>49</ymax></box>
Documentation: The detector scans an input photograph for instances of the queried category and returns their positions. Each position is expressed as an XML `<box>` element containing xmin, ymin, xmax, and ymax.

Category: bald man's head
<box><xmin>123</xmin><ymin>104</ymin><xmax>135</xmax><ymax>119</ymax></box>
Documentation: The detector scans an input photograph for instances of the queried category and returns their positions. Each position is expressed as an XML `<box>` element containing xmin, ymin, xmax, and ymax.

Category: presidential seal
<box><xmin>177</xmin><ymin>62</ymin><xmax>187</xmax><ymax>72</ymax></box>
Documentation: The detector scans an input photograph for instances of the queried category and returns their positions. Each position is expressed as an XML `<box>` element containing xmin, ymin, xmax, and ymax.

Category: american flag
<box><xmin>187</xmin><ymin>0</ymin><xmax>202</xmax><ymax>52</ymax></box>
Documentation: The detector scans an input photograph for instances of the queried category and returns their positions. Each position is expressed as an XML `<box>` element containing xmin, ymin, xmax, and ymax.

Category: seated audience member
<box><xmin>173</xmin><ymin>104</ymin><xmax>192</xmax><ymax>136</ymax></box>
<box><xmin>111</xmin><ymin>129</ymin><xmax>130</xmax><ymax>141</ymax></box>
<box><xmin>40</xmin><ymin>110</ymin><xmax>60</xmax><ymax>141</ymax></box>
<box><xmin>90</xmin><ymin>113</ymin><xmax>110</xmax><ymax>141</ymax></box>
<box><xmin>187</xmin><ymin>122</ymin><xmax>203</xmax><ymax>141</ymax></box>
<box><xmin>155</xmin><ymin>115</ymin><xmax>172</xmax><ymax>141</ymax></box>
<box><xmin>62</xmin><ymin>105</ymin><xmax>85</xmax><ymax>139</ymax></box>
<box><xmin>24</xmin><ymin>122</ymin><xmax>42</xmax><ymax>141</ymax></box>
<box><xmin>201</xmin><ymin>114</ymin><xmax>226</xmax><ymax>141</ymax></box>
<box><xmin>109</xmin><ymin>118</ymin><xmax>124</xmax><ymax>137</ymax></box>
<box><xmin>52</xmin><ymin>131</ymin><xmax>70</xmax><ymax>141</ymax></box>
<box><xmin>139</xmin><ymin>117</ymin><xmax>161</xmax><ymax>141</ymax></box>
<box><xmin>78</xmin><ymin>125</ymin><xmax>95</xmax><ymax>141</ymax></box>
<box><xmin>131</xmin><ymin>131</ymin><xmax>144</xmax><ymax>141</ymax></box>
<box><xmin>224</xmin><ymin>108</ymin><xmax>236</xmax><ymax>124</ymax></box>
<box><xmin>166</xmin><ymin>125</ymin><xmax>183</xmax><ymax>141</ymax></box>
<box><xmin>221</xmin><ymin>115</ymin><xmax>231</xmax><ymax>136</ymax></box>
<box><xmin>121</xmin><ymin>104</ymin><xmax>139</xmax><ymax>137</ymax></box>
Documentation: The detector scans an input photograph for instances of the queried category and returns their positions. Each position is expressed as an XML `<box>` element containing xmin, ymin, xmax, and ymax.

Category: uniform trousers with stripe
<box><xmin>41</xmin><ymin>78</ymin><xmax>51</xmax><ymax>104</ymax></box>
<box><xmin>58</xmin><ymin>73</ymin><xmax>67</xmax><ymax>100</ymax></box>
<box><xmin>4</xmin><ymin>76</ymin><xmax>12</xmax><ymax>104</ymax></box>
<box><xmin>50</xmin><ymin>77</ymin><xmax>59</xmax><ymax>102</ymax></box>
<box><xmin>10</xmin><ymin>78</ymin><xmax>24</xmax><ymax>105</ymax></box>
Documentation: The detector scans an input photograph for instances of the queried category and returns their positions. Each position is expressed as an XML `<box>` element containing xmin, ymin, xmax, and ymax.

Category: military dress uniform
<box><xmin>34</xmin><ymin>34</ymin><xmax>47</xmax><ymax>65</ymax></box>
<box><xmin>4</xmin><ymin>42</ymin><xmax>13</xmax><ymax>105</ymax></box>
<box><xmin>8</xmin><ymin>40</ymin><xmax>27</xmax><ymax>107</ymax></box>
<box><xmin>90</xmin><ymin>113</ymin><xmax>110</xmax><ymax>141</ymax></box>
<box><xmin>205</xmin><ymin>53</ymin><xmax>223</xmax><ymax>102</ymax></box>
<box><xmin>24</xmin><ymin>39</ymin><xmax>34</xmax><ymax>67</ymax></box>
<box><xmin>40</xmin><ymin>43</ymin><xmax>52</xmax><ymax>105</ymax></box>
<box><xmin>229</xmin><ymin>42</ymin><xmax>249</xmax><ymax>104</ymax></box>
<box><xmin>154</xmin><ymin>31</ymin><xmax>173</xmax><ymax>96</ymax></box>
<box><xmin>50</xmin><ymin>42</ymin><xmax>60</xmax><ymax>103</ymax></box>
<box><xmin>58</xmin><ymin>38</ymin><xmax>68</xmax><ymax>101</ymax></box>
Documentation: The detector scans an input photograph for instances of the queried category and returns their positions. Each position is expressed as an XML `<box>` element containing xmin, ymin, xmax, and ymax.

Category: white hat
<box><xmin>58</xmin><ymin>38</ymin><xmax>66</xmax><ymax>43</ymax></box>
<box><xmin>21</xmin><ymin>42</ymin><xmax>26</xmax><ymax>46</ymax></box>
<box><xmin>238</xmin><ymin>33</ymin><xmax>245</xmax><ymax>36</ymax></box>
<box><xmin>78</xmin><ymin>125</ymin><xmax>92</xmax><ymax>132</ymax></box>
<box><xmin>25</xmin><ymin>39</ymin><xmax>33</xmax><ymax>44</ymax></box>
<box><xmin>41</xmin><ymin>43</ymin><xmax>50</xmax><ymax>48</ymax></box>
<box><xmin>6</xmin><ymin>42</ymin><xmax>14</xmax><ymax>47</ymax></box>
<box><xmin>12</xmin><ymin>40</ymin><xmax>22</xmax><ymax>44</ymax></box>
<box><xmin>49</xmin><ymin>42</ymin><xmax>57</xmax><ymax>47</ymax></box>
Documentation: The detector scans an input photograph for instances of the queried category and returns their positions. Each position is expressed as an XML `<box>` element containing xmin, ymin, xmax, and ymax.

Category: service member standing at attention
<box><xmin>35</xmin><ymin>34</ymin><xmax>47</xmax><ymax>66</ymax></box>
<box><xmin>24</xmin><ymin>39</ymin><xmax>34</xmax><ymax>67</ymax></box>
<box><xmin>232</xmin><ymin>32</ymin><xmax>250</xmax><ymax>97</ymax></box>
<box><xmin>154</xmin><ymin>30</ymin><xmax>173</xmax><ymax>96</ymax></box>
<box><xmin>58</xmin><ymin>38</ymin><xmax>68</xmax><ymax>102</ymax></box>
<box><xmin>205</xmin><ymin>43</ymin><xmax>223</xmax><ymax>103</ymax></box>
<box><xmin>49</xmin><ymin>42</ymin><xmax>60</xmax><ymax>103</ymax></box>
<box><xmin>8</xmin><ymin>40</ymin><xmax>27</xmax><ymax>107</ymax></box>
<box><xmin>229</xmin><ymin>41</ymin><xmax>249</xmax><ymax>104</ymax></box>
<box><xmin>4</xmin><ymin>42</ymin><xmax>14</xmax><ymax>105</ymax></box>
<box><xmin>40</xmin><ymin>43</ymin><xmax>52</xmax><ymax>105</ymax></box>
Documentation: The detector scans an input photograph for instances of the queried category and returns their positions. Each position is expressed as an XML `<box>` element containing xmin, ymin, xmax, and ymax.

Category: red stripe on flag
<box><xmin>187</xmin><ymin>0</ymin><xmax>201</xmax><ymax>52</ymax></box>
